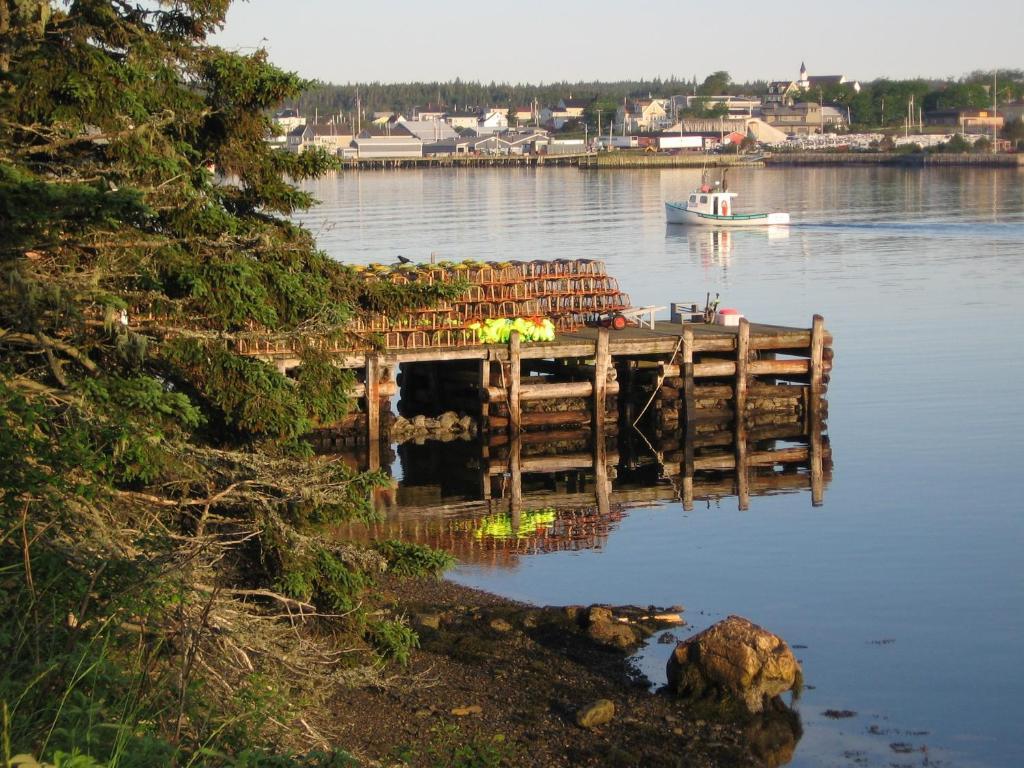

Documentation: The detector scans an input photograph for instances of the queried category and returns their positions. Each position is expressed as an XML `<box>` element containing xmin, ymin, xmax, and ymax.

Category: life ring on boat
<box><xmin>721</xmin><ymin>201</ymin><xmax>729</xmax><ymax>216</ymax></box>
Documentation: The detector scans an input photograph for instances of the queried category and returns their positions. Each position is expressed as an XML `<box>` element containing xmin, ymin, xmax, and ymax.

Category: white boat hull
<box><xmin>665</xmin><ymin>201</ymin><xmax>790</xmax><ymax>228</ymax></box>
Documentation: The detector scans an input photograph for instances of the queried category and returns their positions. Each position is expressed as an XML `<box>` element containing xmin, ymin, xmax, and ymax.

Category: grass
<box><xmin>394</xmin><ymin>723</ymin><xmax>515</xmax><ymax>768</ymax></box>
<box><xmin>372</xmin><ymin>541</ymin><xmax>455</xmax><ymax>578</ymax></box>
<box><xmin>365</xmin><ymin>619</ymin><xmax>418</xmax><ymax>667</ymax></box>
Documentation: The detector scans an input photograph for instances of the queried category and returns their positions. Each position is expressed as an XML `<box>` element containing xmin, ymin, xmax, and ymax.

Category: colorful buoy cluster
<box><xmin>469</xmin><ymin>317</ymin><xmax>556</xmax><ymax>344</ymax></box>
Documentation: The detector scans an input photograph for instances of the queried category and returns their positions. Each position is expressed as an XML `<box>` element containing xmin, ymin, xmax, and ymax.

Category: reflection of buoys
<box><xmin>474</xmin><ymin>508</ymin><xmax>557</xmax><ymax>540</ymax></box>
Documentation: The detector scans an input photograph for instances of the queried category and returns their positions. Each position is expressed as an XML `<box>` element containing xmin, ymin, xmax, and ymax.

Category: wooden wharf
<box><xmin>306</xmin><ymin>313</ymin><xmax>832</xmax><ymax>513</ymax></box>
<box><xmin>228</xmin><ymin>256</ymin><xmax>833</xmax><ymax>515</ymax></box>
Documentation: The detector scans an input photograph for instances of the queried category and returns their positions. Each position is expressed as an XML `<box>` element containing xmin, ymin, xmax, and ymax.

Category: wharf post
<box><xmin>735</xmin><ymin>319</ymin><xmax>751</xmax><ymax>511</ymax></box>
<box><xmin>593</xmin><ymin>329</ymin><xmax>610</xmax><ymax>516</ymax></box>
<box><xmin>681</xmin><ymin>326</ymin><xmax>696</xmax><ymax>511</ymax></box>
<box><xmin>509</xmin><ymin>331</ymin><xmax>522</xmax><ymax>438</ymax></box>
<box><xmin>809</xmin><ymin>314</ymin><xmax>826</xmax><ymax>506</ymax></box>
<box><xmin>366</xmin><ymin>354</ymin><xmax>381</xmax><ymax>471</ymax></box>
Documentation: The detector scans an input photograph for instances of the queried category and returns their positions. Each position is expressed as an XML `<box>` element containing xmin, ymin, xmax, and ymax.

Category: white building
<box><xmin>353</xmin><ymin>135</ymin><xmax>423</xmax><ymax>159</ymax></box>
<box><xmin>394</xmin><ymin>118</ymin><xmax>459</xmax><ymax>143</ymax></box>
<box><xmin>272</xmin><ymin>108</ymin><xmax>305</xmax><ymax>136</ymax></box>
<box><xmin>477</xmin><ymin>110</ymin><xmax>509</xmax><ymax>134</ymax></box>
<box><xmin>446</xmin><ymin>111</ymin><xmax>481</xmax><ymax>130</ymax></box>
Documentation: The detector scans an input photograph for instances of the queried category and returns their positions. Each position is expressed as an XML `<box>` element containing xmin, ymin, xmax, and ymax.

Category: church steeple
<box><xmin>799</xmin><ymin>61</ymin><xmax>807</xmax><ymax>79</ymax></box>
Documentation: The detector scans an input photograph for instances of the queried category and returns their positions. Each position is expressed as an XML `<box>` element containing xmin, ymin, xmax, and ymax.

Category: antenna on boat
<box><xmin>721</xmin><ymin>167</ymin><xmax>729</xmax><ymax>192</ymax></box>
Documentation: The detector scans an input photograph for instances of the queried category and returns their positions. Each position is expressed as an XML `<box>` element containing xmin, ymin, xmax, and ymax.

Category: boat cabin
<box><xmin>685</xmin><ymin>184</ymin><xmax>738</xmax><ymax>217</ymax></box>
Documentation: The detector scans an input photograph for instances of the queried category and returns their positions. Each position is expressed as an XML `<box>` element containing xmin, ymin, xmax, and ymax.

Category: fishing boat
<box><xmin>665</xmin><ymin>173</ymin><xmax>790</xmax><ymax>228</ymax></box>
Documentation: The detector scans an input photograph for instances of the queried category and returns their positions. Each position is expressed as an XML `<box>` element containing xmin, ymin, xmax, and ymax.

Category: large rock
<box><xmin>666</xmin><ymin>615</ymin><xmax>801</xmax><ymax>713</ymax></box>
<box><xmin>576</xmin><ymin>699</ymin><xmax>615</xmax><ymax>729</ymax></box>
<box><xmin>587</xmin><ymin>619</ymin><xmax>638</xmax><ymax>650</ymax></box>
<box><xmin>583</xmin><ymin>604</ymin><xmax>639</xmax><ymax>650</ymax></box>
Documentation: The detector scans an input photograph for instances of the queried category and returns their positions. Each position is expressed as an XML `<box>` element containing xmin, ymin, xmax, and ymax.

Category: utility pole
<box><xmin>993</xmin><ymin>68</ymin><xmax>998</xmax><ymax>153</ymax></box>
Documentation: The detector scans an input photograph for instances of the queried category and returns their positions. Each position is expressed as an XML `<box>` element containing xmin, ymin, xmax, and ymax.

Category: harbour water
<box><xmin>298</xmin><ymin>165</ymin><xmax>1024</xmax><ymax>768</ymax></box>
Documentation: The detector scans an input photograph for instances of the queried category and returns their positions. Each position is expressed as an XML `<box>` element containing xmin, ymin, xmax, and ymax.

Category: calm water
<box><xmin>298</xmin><ymin>166</ymin><xmax>1024</xmax><ymax>768</ymax></box>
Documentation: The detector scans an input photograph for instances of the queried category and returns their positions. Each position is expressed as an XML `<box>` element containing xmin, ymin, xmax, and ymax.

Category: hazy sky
<box><xmin>214</xmin><ymin>0</ymin><xmax>1021</xmax><ymax>86</ymax></box>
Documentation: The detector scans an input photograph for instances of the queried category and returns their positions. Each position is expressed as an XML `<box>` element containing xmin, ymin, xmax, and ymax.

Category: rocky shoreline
<box><xmin>330</xmin><ymin>576</ymin><xmax>802</xmax><ymax>767</ymax></box>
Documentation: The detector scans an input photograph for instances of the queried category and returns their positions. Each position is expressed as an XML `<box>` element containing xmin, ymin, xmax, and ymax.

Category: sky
<box><xmin>213</xmin><ymin>0</ymin><xmax>1022</xmax><ymax>86</ymax></box>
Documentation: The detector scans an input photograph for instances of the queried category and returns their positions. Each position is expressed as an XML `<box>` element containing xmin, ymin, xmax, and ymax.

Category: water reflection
<box><xmin>664</xmin><ymin>226</ymin><xmax>790</xmax><ymax>274</ymax></box>
<box><xmin>332</xmin><ymin>409</ymin><xmax>830</xmax><ymax>569</ymax></box>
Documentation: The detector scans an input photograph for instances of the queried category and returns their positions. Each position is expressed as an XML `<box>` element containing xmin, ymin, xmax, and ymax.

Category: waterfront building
<box><xmin>505</xmin><ymin>130</ymin><xmax>549</xmax><ymax>154</ymax></box>
<box><xmin>412</xmin><ymin>104</ymin><xmax>446</xmax><ymax>121</ymax></box>
<box><xmin>512</xmin><ymin>106</ymin><xmax>536</xmax><ymax>127</ymax></box>
<box><xmin>761</xmin><ymin>101</ymin><xmax>848</xmax><ymax>135</ymax></box>
<box><xmin>764</xmin><ymin>81</ymin><xmax>800</xmax><ymax>106</ymax></box>
<box><xmin>353</xmin><ymin>131</ymin><xmax>423</xmax><ymax>159</ymax></box>
<box><xmin>446</xmin><ymin>110</ymin><xmax>482</xmax><ymax>130</ymax></box>
<box><xmin>288</xmin><ymin>121</ymin><xmax>355</xmax><ymax>154</ymax></box>
<box><xmin>616</xmin><ymin>98</ymin><xmax>671</xmax><ymax>133</ymax></box>
<box><xmin>477</xmin><ymin>110</ymin><xmax>509</xmax><ymax>134</ymax></box>
<box><xmin>558</xmin><ymin>97</ymin><xmax>592</xmax><ymax>118</ymax></box>
<box><xmin>394</xmin><ymin>117</ymin><xmax>459</xmax><ymax>143</ymax></box>
<box><xmin>272</xmin><ymin>108</ymin><xmax>305</xmax><ymax>135</ymax></box>
<box><xmin>683</xmin><ymin>95</ymin><xmax>761</xmax><ymax>118</ymax></box>
<box><xmin>422</xmin><ymin>136</ymin><xmax>476</xmax><ymax>156</ymax></box>
<box><xmin>925</xmin><ymin>108</ymin><xmax>1005</xmax><ymax>134</ymax></box>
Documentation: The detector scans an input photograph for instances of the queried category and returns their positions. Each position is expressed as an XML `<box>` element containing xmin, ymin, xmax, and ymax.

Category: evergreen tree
<box><xmin>0</xmin><ymin>2</ymin><xmax>455</xmax><ymax>763</ymax></box>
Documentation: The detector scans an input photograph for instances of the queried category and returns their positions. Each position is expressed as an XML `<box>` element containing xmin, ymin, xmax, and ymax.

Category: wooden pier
<box><xmin>306</xmin><ymin>313</ymin><xmax>832</xmax><ymax>511</ymax></box>
<box><xmin>227</xmin><ymin>256</ymin><xmax>833</xmax><ymax>514</ymax></box>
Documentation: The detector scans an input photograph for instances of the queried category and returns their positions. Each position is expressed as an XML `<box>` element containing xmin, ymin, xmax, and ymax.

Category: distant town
<box><xmin>270</xmin><ymin>64</ymin><xmax>1024</xmax><ymax>160</ymax></box>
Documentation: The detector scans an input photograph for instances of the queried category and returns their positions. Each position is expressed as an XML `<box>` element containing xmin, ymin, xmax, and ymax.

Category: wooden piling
<box><xmin>735</xmin><ymin>320</ymin><xmax>750</xmax><ymax>510</ymax></box>
<box><xmin>593</xmin><ymin>329</ymin><xmax>611</xmax><ymax>516</ymax></box>
<box><xmin>682</xmin><ymin>326</ymin><xmax>695</xmax><ymax>490</ymax></box>
<box><xmin>810</xmin><ymin>314</ymin><xmax>825</xmax><ymax>397</ymax></box>
<box><xmin>593</xmin><ymin>329</ymin><xmax>610</xmax><ymax>437</ymax></box>
<box><xmin>509</xmin><ymin>434</ymin><xmax>522</xmax><ymax>515</ymax></box>
<box><xmin>736</xmin><ymin>319</ymin><xmax>750</xmax><ymax>418</ymax></box>
<box><xmin>366</xmin><ymin>354</ymin><xmax>381</xmax><ymax>471</ymax></box>
<box><xmin>509</xmin><ymin>331</ymin><xmax>521</xmax><ymax>438</ymax></box>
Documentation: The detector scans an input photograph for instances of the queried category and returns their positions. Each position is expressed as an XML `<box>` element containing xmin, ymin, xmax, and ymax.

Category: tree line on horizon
<box><xmin>294</xmin><ymin>69</ymin><xmax>1024</xmax><ymax>132</ymax></box>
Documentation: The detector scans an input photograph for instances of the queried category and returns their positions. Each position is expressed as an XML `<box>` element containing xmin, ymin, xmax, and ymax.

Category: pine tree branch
<box><xmin>0</xmin><ymin>329</ymin><xmax>99</xmax><ymax>377</ymax></box>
